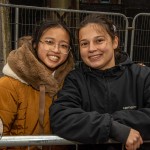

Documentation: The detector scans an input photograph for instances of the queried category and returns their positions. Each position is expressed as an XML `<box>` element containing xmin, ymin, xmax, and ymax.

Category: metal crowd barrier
<box><xmin>0</xmin><ymin>135</ymin><xmax>121</xmax><ymax>150</ymax></box>
<box><xmin>0</xmin><ymin>3</ymin><xmax>128</xmax><ymax>57</ymax></box>
<box><xmin>130</xmin><ymin>13</ymin><xmax>150</xmax><ymax>66</ymax></box>
<box><xmin>0</xmin><ymin>135</ymin><xmax>150</xmax><ymax>150</ymax></box>
<box><xmin>0</xmin><ymin>3</ymin><xmax>150</xmax><ymax>68</ymax></box>
<box><xmin>0</xmin><ymin>135</ymin><xmax>76</xmax><ymax>146</ymax></box>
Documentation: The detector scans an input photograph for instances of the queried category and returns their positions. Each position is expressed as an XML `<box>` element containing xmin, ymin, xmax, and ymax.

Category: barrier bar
<box><xmin>0</xmin><ymin>135</ymin><xmax>76</xmax><ymax>146</ymax></box>
<box><xmin>0</xmin><ymin>135</ymin><xmax>149</xmax><ymax>148</ymax></box>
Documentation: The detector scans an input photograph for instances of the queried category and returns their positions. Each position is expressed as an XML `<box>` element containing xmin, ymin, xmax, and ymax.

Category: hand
<box><xmin>138</xmin><ymin>63</ymin><xmax>145</xmax><ymax>66</ymax></box>
<box><xmin>125</xmin><ymin>128</ymin><xmax>143</xmax><ymax>150</ymax></box>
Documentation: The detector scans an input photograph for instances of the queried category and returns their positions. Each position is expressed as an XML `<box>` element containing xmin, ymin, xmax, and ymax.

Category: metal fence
<box><xmin>0</xmin><ymin>3</ymin><xmax>128</xmax><ymax>61</ymax></box>
<box><xmin>130</xmin><ymin>13</ymin><xmax>150</xmax><ymax>66</ymax></box>
<box><xmin>0</xmin><ymin>3</ymin><xmax>150</xmax><ymax>68</ymax></box>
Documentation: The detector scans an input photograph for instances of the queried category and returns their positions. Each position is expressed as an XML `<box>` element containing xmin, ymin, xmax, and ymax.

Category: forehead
<box><xmin>80</xmin><ymin>23</ymin><xmax>107</xmax><ymax>35</ymax></box>
<box><xmin>79</xmin><ymin>23</ymin><xmax>107</xmax><ymax>39</ymax></box>
<box><xmin>43</xmin><ymin>27</ymin><xmax>67</xmax><ymax>34</ymax></box>
<box><xmin>41</xmin><ymin>27</ymin><xmax>70</xmax><ymax>40</ymax></box>
<box><xmin>84</xmin><ymin>23</ymin><xmax>105</xmax><ymax>30</ymax></box>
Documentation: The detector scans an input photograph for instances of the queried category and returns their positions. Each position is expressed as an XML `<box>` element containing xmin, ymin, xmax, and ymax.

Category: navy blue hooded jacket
<box><xmin>50</xmin><ymin>51</ymin><xmax>150</xmax><ymax>148</ymax></box>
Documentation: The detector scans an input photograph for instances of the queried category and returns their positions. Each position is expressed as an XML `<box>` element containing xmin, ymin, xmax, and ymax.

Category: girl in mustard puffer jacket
<box><xmin>0</xmin><ymin>20</ymin><xmax>74</xmax><ymax>150</ymax></box>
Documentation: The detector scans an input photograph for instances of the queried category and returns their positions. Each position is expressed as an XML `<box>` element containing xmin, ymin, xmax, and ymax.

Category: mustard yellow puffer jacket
<box><xmin>0</xmin><ymin>76</ymin><xmax>51</xmax><ymax>136</ymax></box>
<box><xmin>0</xmin><ymin>77</ymin><xmax>74</xmax><ymax>150</ymax></box>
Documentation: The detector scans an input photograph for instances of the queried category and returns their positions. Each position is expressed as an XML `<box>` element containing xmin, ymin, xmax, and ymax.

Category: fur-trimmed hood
<box><xmin>3</xmin><ymin>38</ymin><xmax>74</xmax><ymax>97</ymax></box>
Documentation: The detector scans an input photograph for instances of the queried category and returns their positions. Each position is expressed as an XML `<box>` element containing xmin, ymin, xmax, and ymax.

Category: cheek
<box><xmin>37</xmin><ymin>49</ymin><xmax>46</xmax><ymax>61</ymax></box>
<box><xmin>37</xmin><ymin>45</ymin><xmax>43</xmax><ymax>57</ymax></box>
<box><xmin>102</xmin><ymin>41</ymin><xmax>114</xmax><ymax>52</ymax></box>
<box><xmin>80</xmin><ymin>49</ymin><xmax>87</xmax><ymax>60</ymax></box>
<box><xmin>98</xmin><ymin>43</ymin><xmax>109</xmax><ymax>53</ymax></box>
<box><xmin>80</xmin><ymin>47</ymin><xmax>87</xmax><ymax>55</ymax></box>
<box><xmin>61</xmin><ymin>55</ymin><xmax>68</xmax><ymax>62</ymax></box>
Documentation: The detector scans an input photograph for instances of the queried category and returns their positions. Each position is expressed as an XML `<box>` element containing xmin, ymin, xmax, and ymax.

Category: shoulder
<box><xmin>0</xmin><ymin>76</ymin><xmax>28</xmax><ymax>96</ymax></box>
<box><xmin>128</xmin><ymin>64</ymin><xmax>150</xmax><ymax>80</ymax></box>
<box><xmin>66</xmin><ymin>62</ymin><xmax>85</xmax><ymax>78</ymax></box>
<box><xmin>62</xmin><ymin>63</ymin><xmax>88</xmax><ymax>89</ymax></box>
<box><xmin>0</xmin><ymin>77</ymin><xmax>21</xmax><ymax>107</ymax></box>
<box><xmin>0</xmin><ymin>76</ymin><xmax>35</xmax><ymax>106</ymax></box>
<box><xmin>0</xmin><ymin>76</ymin><xmax>24</xmax><ymax>88</ymax></box>
<box><xmin>130</xmin><ymin>63</ymin><xmax>150</xmax><ymax>73</ymax></box>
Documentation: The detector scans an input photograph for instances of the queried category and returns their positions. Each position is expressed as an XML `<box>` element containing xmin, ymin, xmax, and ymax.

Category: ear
<box><xmin>33</xmin><ymin>43</ymin><xmax>37</xmax><ymax>49</ymax></box>
<box><xmin>113</xmin><ymin>36</ymin><xmax>119</xmax><ymax>50</ymax></box>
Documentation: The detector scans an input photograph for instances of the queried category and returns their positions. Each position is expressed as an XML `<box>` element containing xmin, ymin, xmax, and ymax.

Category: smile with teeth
<box><xmin>89</xmin><ymin>54</ymin><xmax>102</xmax><ymax>60</ymax></box>
<box><xmin>48</xmin><ymin>55</ymin><xmax>59</xmax><ymax>61</ymax></box>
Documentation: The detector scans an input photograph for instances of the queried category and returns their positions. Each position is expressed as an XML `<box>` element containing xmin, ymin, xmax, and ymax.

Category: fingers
<box><xmin>126</xmin><ymin>139</ymin><xmax>141</xmax><ymax>150</ymax></box>
<box><xmin>138</xmin><ymin>63</ymin><xmax>145</xmax><ymax>66</ymax></box>
<box><xmin>133</xmin><ymin>136</ymin><xmax>143</xmax><ymax>150</ymax></box>
<box><xmin>125</xmin><ymin>129</ymin><xmax>143</xmax><ymax>150</ymax></box>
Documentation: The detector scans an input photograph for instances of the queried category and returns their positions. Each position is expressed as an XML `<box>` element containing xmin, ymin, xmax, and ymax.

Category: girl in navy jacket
<box><xmin>50</xmin><ymin>14</ymin><xmax>150</xmax><ymax>150</ymax></box>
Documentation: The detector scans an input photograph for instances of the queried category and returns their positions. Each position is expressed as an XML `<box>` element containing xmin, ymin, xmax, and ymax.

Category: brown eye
<box><xmin>60</xmin><ymin>43</ymin><xmax>69</xmax><ymax>49</ymax></box>
<box><xmin>45</xmin><ymin>40</ymin><xmax>54</xmax><ymax>45</ymax></box>
<box><xmin>96</xmin><ymin>38</ymin><xmax>103</xmax><ymax>44</ymax></box>
<box><xmin>80</xmin><ymin>41</ymin><xmax>89</xmax><ymax>48</ymax></box>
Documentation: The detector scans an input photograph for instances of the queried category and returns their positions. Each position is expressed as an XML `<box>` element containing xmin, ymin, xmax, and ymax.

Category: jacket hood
<box><xmin>115</xmin><ymin>51</ymin><xmax>133</xmax><ymax>66</ymax></box>
<box><xmin>3</xmin><ymin>37</ymin><xmax>74</xmax><ymax>97</ymax></box>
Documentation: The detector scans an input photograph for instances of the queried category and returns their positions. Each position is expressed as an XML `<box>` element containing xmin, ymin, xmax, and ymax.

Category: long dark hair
<box><xmin>32</xmin><ymin>20</ymin><xmax>74</xmax><ymax>55</ymax></box>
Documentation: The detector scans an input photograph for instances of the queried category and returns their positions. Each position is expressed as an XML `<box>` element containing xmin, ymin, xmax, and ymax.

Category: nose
<box><xmin>89</xmin><ymin>42</ymin><xmax>97</xmax><ymax>52</ymax></box>
<box><xmin>52</xmin><ymin>44</ymin><xmax>60</xmax><ymax>53</ymax></box>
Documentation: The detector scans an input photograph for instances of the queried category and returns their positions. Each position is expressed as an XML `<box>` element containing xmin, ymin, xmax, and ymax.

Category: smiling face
<box><xmin>37</xmin><ymin>27</ymin><xmax>70</xmax><ymax>70</ymax></box>
<box><xmin>79</xmin><ymin>23</ymin><xmax>118</xmax><ymax>70</ymax></box>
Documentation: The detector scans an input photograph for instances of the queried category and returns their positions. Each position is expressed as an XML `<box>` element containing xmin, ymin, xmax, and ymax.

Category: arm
<box><xmin>50</xmin><ymin>73</ymin><xmax>130</xmax><ymax>144</ymax></box>
<box><xmin>0</xmin><ymin>77</ymin><xmax>18</xmax><ymax>135</ymax></box>
<box><xmin>112</xmin><ymin>74</ymin><xmax>150</xmax><ymax>140</ymax></box>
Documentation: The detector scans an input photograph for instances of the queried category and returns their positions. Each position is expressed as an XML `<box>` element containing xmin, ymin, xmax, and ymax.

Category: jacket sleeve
<box><xmin>50</xmin><ymin>73</ymin><xmax>130</xmax><ymax>144</ymax></box>
<box><xmin>0</xmin><ymin>77</ymin><xmax>18</xmax><ymax>135</ymax></box>
<box><xmin>112</xmin><ymin>73</ymin><xmax>150</xmax><ymax>140</ymax></box>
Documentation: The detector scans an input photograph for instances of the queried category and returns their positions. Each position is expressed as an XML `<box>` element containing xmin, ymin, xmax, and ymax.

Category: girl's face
<box><xmin>37</xmin><ymin>27</ymin><xmax>70</xmax><ymax>70</ymax></box>
<box><xmin>79</xmin><ymin>23</ymin><xmax>118</xmax><ymax>70</ymax></box>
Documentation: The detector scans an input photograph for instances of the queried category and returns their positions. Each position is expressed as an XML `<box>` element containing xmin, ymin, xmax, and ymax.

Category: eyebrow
<box><xmin>44</xmin><ymin>37</ymin><xmax>54</xmax><ymax>40</ymax></box>
<box><xmin>79</xmin><ymin>36</ymin><xmax>104</xmax><ymax>42</ymax></box>
<box><xmin>43</xmin><ymin>37</ymin><xmax>69</xmax><ymax>44</ymax></box>
<box><xmin>95</xmin><ymin>36</ymin><xmax>104</xmax><ymax>38</ymax></box>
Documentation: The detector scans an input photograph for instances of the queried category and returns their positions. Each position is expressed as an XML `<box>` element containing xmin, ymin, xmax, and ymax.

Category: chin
<box><xmin>90</xmin><ymin>63</ymin><xmax>102</xmax><ymax>69</ymax></box>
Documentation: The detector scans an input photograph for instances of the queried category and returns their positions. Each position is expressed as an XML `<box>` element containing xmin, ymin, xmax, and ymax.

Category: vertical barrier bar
<box><xmin>75</xmin><ymin>144</ymin><xmax>78</xmax><ymax>150</ymax></box>
<box><xmin>14</xmin><ymin>7</ymin><xmax>19</xmax><ymax>49</ymax></box>
<box><xmin>124</xmin><ymin>17</ymin><xmax>129</xmax><ymax>52</ymax></box>
<box><xmin>130</xmin><ymin>15</ymin><xmax>136</xmax><ymax>60</ymax></box>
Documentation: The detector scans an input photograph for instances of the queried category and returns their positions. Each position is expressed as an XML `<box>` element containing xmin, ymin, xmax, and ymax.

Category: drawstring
<box><xmin>39</xmin><ymin>84</ymin><xmax>45</xmax><ymax>134</ymax></box>
<box><xmin>39</xmin><ymin>85</ymin><xmax>53</xmax><ymax>150</ymax></box>
<box><xmin>38</xmin><ymin>85</ymin><xmax>45</xmax><ymax>150</ymax></box>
